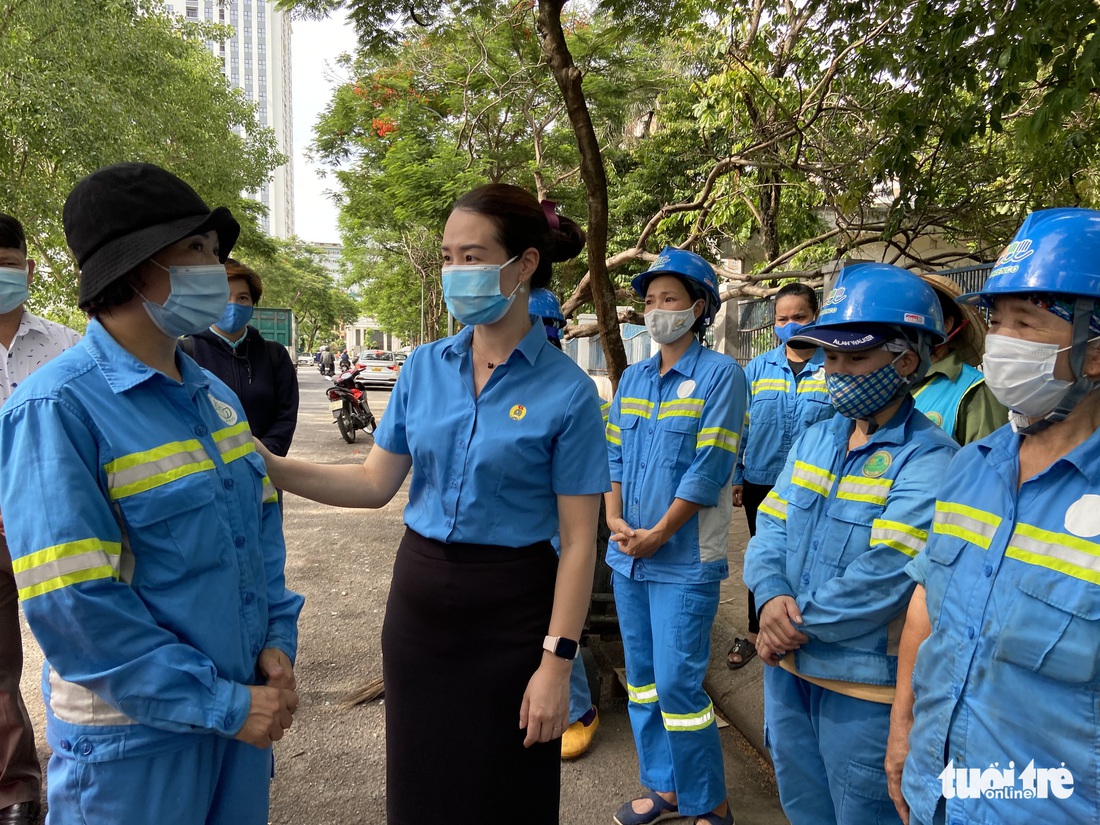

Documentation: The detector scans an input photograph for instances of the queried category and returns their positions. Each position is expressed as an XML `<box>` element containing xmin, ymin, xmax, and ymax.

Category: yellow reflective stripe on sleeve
<box><xmin>627</xmin><ymin>682</ymin><xmax>659</xmax><ymax>704</ymax></box>
<box><xmin>12</xmin><ymin>539</ymin><xmax>122</xmax><ymax>600</ymax></box>
<box><xmin>790</xmin><ymin>460</ymin><xmax>836</xmax><ymax>497</ymax></box>
<box><xmin>606</xmin><ymin>423</ymin><xmax>622</xmax><ymax>446</ymax></box>
<box><xmin>600</xmin><ymin>401</ymin><xmax>611</xmax><ymax>424</ymax></box>
<box><xmin>933</xmin><ymin>501</ymin><xmax>1002</xmax><ymax>550</ymax></box>
<box><xmin>620</xmin><ymin>397</ymin><xmax>655</xmax><ymax>418</ymax></box>
<box><xmin>661</xmin><ymin>700</ymin><xmax>715</xmax><ymax>731</ymax></box>
<box><xmin>104</xmin><ymin>440</ymin><xmax>215</xmax><ymax>500</ymax></box>
<box><xmin>697</xmin><ymin>426</ymin><xmax>740</xmax><ymax>454</ymax></box>
<box><xmin>752</xmin><ymin>378</ymin><xmax>789</xmax><ymax>393</ymax></box>
<box><xmin>871</xmin><ymin>519</ymin><xmax>928</xmax><ymax>557</ymax></box>
<box><xmin>758</xmin><ymin>491</ymin><xmax>788</xmax><ymax>521</ymax></box>
<box><xmin>1006</xmin><ymin>523</ymin><xmax>1100</xmax><ymax>586</ymax></box>
<box><xmin>212</xmin><ymin>422</ymin><xmax>255</xmax><ymax>464</ymax></box>
<box><xmin>658</xmin><ymin>398</ymin><xmax>705</xmax><ymax>419</ymax></box>
<box><xmin>797</xmin><ymin>380</ymin><xmax>827</xmax><ymax>394</ymax></box>
<box><xmin>836</xmin><ymin>475</ymin><xmax>892</xmax><ymax>505</ymax></box>
<box><xmin>261</xmin><ymin>476</ymin><xmax>278</xmax><ymax>504</ymax></box>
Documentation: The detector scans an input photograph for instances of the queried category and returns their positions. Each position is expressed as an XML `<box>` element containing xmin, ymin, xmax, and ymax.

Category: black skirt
<box><xmin>381</xmin><ymin>528</ymin><xmax>561</xmax><ymax>825</ymax></box>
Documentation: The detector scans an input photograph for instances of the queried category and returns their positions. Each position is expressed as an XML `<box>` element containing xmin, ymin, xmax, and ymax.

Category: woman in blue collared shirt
<box><xmin>259</xmin><ymin>184</ymin><xmax>610</xmax><ymax>825</ymax></box>
<box><xmin>727</xmin><ymin>283</ymin><xmax>833</xmax><ymax>668</ymax></box>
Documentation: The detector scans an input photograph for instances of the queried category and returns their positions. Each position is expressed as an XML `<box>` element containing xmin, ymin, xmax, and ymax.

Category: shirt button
<box><xmin>223</xmin><ymin>479</ymin><xmax>235</xmax><ymax>490</ymax></box>
<box><xmin>234</xmin><ymin>536</ymin><xmax>246</xmax><ymax>548</ymax></box>
<box><xmin>195</xmin><ymin>425</ymin><xmax>208</xmax><ymax>436</ymax></box>
<box><xmin>640</xmin><ymin>462</ymin><xmax>646</xmax><ymax>469</ymax></box>
<box><xmin>967</xmin><ymin>627</ymin><xmax>975</xmax><ymax>639</ymax></box>
<box><xmin>451</xmin><ymin>482</ymin><xmax>458</xmax><ymax>489</ymax></box>
<box><xmin>801</xmin><ymin>574</ymin><xmax>810</xmax><ymax>586</ymax></box>
<box><xmin>80</xmin><ymin>741</ymin><xmax>94</xmax><ymax>756</ymax></box>
<box><xmin>59</xmin><ymin>739</ymin><xmax>72</xmax><ymax>751</ymax></box>
<box><xmin>983</xmin><ymin>565</ymin><xmax>993</xmax><ymax>577</ymax></box>
<box><xmin>244</xmin><ymin>592</ymin><xmax>255</xmax><ymax>605</ymax></box>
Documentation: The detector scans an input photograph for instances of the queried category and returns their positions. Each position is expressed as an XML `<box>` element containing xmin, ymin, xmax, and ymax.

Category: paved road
<box><xmin>19</xmin><ymin>365</ymin><xmax>786</xmax><ymax>825</ymax></box>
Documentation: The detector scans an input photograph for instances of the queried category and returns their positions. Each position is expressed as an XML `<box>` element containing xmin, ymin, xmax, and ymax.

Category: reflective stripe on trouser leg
<box><xmin>615</xmin><ymin>572</ymin><xmax>727</xmax><ymax>817</ymax></box>
<box><xmin>613</xmin><ymin>572</ymin><xmax>674</xmax><ymax>793</ymax></box>
<box><xmin>764</xmin><ymin>664</ymin><xmax>900</xmax><ymax>825</ymax></box>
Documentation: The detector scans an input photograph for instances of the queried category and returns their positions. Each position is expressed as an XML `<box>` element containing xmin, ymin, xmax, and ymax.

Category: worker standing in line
<box><xmin>744</xmin><ymin>263</ymin><xmax>958</xmax><ymax>824</ymax></box>
<box><xmin>888</xmin><ymin>208</ymin><xmax>1100</xmax><ymax>825</ymax></box>
<box><xmin>912</xmin><ymin>272</ymin><xmax>1006</xmax><ymax>444</ymax></box>
<box><xmin>530</xmin><ymin>286</ymin><xmax>602</xmax><ymax>761</ymax></box>
<box><xmin>607</xmin><ymin>248</ymin><xmax>746</xmax><ymax>825</ymax></box>
<box><xmin>727</xmin><ymin>282</ymin><xmax>834</xmax><ymax>670</ymax></box>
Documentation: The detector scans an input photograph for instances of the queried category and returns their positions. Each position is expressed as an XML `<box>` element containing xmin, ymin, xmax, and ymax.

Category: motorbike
<box><xmin>326</xmin><ymin>365</ymin><xmax>377</xmax><ymax>443</ymax></box>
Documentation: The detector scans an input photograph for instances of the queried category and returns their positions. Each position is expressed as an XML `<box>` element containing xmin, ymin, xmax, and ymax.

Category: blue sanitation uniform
<box><xmin>606</xmin><ymin>339</ymin><xmax>746</xmax><ymax>816</ymax></box>
<box><xmin>744</xmin><ymin>397</ymin><xmax>957</xmax><ymax>824</ymax></box>
<box><xmin>0</xmin><ymin>321</ymin><xmax>303</xmax><ymax>825</ymax></box>
<box><xmin>734</xmin><ymin>344</ymin><xmax>832</xmax><ymax>487</ymax></box>
<box><xmin>903</xmin><ymin>424</ymin><xmax>1100</xmax><ymax>825</ymax></box>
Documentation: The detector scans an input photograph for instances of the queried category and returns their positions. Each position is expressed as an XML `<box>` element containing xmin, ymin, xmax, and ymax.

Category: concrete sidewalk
<box><xmin>704</xmin><ymin>512</ymin><xmax>770</xmax><ymax>762</ymax></box>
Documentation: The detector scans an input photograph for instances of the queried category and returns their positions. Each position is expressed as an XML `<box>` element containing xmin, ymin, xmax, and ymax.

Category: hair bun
<box><xmin>547</xmin><ymin>215</ymin><xmax>586</xmax><ymax>263</ymax></box>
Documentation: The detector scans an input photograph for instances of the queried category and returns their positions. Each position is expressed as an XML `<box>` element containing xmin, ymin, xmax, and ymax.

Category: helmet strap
<box><xmin>1015</xmin><ymin>296</ymin><xmax>1099</xmax><ymax>435</ymax></box>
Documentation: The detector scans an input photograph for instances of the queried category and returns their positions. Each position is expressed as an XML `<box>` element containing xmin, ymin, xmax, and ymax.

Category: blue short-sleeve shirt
<box><xmin>373</xmin><ymin>319</ymin><xmax>610</xmax><ymax>546</ymax></box>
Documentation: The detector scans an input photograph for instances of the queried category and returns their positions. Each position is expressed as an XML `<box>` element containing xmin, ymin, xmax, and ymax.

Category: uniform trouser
<box><xmin>740</xmin><ymin>481</ymin><xmax>772</xmax><ymax>635</ymax></box>
<box><xmin>568</xmin><ymin>653</ymin><xmax>592</xmax><ymax>725</ymax></box>
<box><xmin>764</xmin><ymin>665</ymin><xmax>900</xmax><ymax>825</ymax></box>
<box><xmin>46</xmin><ymin>735</ymin><xmax>272</xmax><ymax>825</ymax></box>
<box><xmin>0</xmin><ymin>535</ymin><xmax>41</xmax><ymax>810</ymax></box>
<box><xmin>613</xmin><ymin>572</ymin><xmax>725</xmax><ymax>816</ymax></box>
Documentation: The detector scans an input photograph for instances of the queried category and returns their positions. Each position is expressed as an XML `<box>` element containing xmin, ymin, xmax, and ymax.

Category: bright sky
<box><xmin>290</xmin><ymin>9</ymin><xmax>358</xmax><ymax>244</ymax></box>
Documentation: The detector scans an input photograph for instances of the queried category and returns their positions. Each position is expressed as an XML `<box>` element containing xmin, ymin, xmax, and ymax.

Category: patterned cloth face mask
<box><xmin>825</xmin><ymin>352</ymin><xmax>907</xmax><ymax>419</ymax></box>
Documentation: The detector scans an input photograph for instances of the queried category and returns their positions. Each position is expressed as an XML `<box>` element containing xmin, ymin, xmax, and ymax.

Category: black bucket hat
<box><xmin>64</xmin><ymin>162</ymin><xmax>240</xmax><ymax>307</ymax></box>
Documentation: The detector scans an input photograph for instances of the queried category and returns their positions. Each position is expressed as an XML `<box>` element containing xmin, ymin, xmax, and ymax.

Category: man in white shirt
<box><xmin>0</xmin><ymin>213</ymin><xmax>80</xmax><ymax>825</ymax></box>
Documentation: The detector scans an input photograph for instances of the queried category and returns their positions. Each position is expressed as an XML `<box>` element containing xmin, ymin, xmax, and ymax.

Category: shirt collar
<box><xmin>13</xmin><ymin>310</ymin><xmax>50</xmax><ymax>339</ymax></box>
<box><xmin>442</xmin><ymin>318</ymin><xmax>546</xmax><ymax>367</ymax></box>
<box><xmin>85</xmin><ymin>320</ymin><xmax>210</xmax><ymax>397</ymax></box>
<box><xmin>765</xmin><ymin>343</ymin><xmax>825</xmax><ymax>372</ymax></box>
<box><xmin>925</xmin><ymin>349</ymin><xmax>963</xmax><ymax>381</ymax></box>
<box><xmin>644</xmin><ymin>337</ymin><xmax>703</xmax><ymax>377</ymax></box>
<box><xmin>978</xmin><ymin>415</ymin><xmax>1100</xmax><ymax>487</ymax></box>
<box><xmin>830</xmin><ymin>394</ymin><xmax>919</xmax><ymax>449</ymax></box>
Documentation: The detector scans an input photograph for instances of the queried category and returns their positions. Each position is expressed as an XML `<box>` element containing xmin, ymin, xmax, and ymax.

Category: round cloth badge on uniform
<box><xmin>208</xmin><ymin>393</ymin><xmax>239</xmax><ymax>426</ymax></box>
<box><xmin>509</xmin><ymin>404</ymin><xmax>527</xmax><ymax>421</ymax></box>
<box><xmin>1064</xmin><ymin>495</ymin><xmax>1100</xmax><ymax>538</ymax></box>
<box><xmin>813</xmin><ymin>367</ymin><xmax>826</xmax><ymax>381</ymax></box>
<box><xmin>925</xmin><ymin>411</ymin><xmax>944</xmax><ymax>427</ymax></box>
<box><xmin>862</xmin><ymin>450</ymin><xmax>893</xmax><ymax>478</ymax></box>
<box><xmin>677</xmin><ymin>379</ymin><xmax>696</xmax><ymax>398</ymax></box>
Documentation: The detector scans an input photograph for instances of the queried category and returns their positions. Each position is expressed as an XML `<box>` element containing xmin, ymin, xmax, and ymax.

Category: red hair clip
<box><xmin>541</xmin><ymin>199</ymin><xmax>560</xmax><ymax>231</ymax></box>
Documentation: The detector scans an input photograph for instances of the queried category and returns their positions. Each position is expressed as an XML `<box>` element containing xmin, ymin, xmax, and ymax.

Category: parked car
<box><xmin>355</xmin><ymin>349</ymin><xmax>400</xmax><ymax>387</ymax></box>
<box><xmin>394</xmin><ymin>351</ymin><xmax>408</xmax><ymax>365</ymax></box>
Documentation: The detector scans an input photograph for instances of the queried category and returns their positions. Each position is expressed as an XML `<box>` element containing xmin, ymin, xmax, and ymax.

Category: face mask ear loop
<box><xmin>1018</xmin><ymin>297</ymin><xmax>1097</xmax><ymax>434</ymax></box>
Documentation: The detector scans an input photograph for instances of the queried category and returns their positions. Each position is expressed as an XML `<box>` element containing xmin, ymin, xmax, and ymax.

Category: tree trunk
<box><xmin>536</xmin><ymin>0</ymin><xmax>627</xmax><ymax>392</ymax></box>
<box><xmin>759</xmin><ymin>167</ymin><xmax>781</xmax><ymax>263</ymax></box>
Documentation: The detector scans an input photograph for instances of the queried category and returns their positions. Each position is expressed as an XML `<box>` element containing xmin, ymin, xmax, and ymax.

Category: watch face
<box><xmin>555</xmin><ymin>637</ymin><xmax>579</xmax><ymax>660</ymax></box>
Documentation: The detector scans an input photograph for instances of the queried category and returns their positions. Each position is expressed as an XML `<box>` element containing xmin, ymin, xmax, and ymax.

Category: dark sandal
<box><xmin>694</xmin><ymin>809</ymin><xmax>735</xmax><ymax>825</ymax></box>
<box><xmin>726</xmin><ymin>637</ymin><xmax>757</xmax><ymax>670</ymax></box>
<box><xmin>612</xmin><ymin>791</ymin><xmax>679</xmax><ymax>825</ymax></box>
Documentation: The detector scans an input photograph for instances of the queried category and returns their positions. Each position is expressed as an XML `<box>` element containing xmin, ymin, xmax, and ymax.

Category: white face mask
<box><xmin>983</xmin><ymin>333</ymin><xmax>1077</xmax><ymax>418</ymax></box>
<box><xmin>645</xmin><ymin>304</ymin><xmax>699</xmax><ymax>345</ymax></box>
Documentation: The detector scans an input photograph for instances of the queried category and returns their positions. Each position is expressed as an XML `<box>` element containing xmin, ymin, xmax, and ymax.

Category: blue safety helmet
<box><xmin>631</xmin><ymin>246</ymin><xmax>721</xmax><ymax>326</ymax></box>
<box><xmin>790</xmin><ymin>262</ymin><xmax>946</xmax><ymax>351</ymax></box>
<box><xmin>960</xmin><ymin>207</ymin><xmax>1100</xmax><ymax>433</ymax></box>
<box><xmin>959</xmin><ymin>208</ymin><xmax>1100</xmax><ymax>306</ymax></box>
<box><xmin>529</xmin><ymin>288</ymin><xmax>566</xmax><ymax>327</ymax></box>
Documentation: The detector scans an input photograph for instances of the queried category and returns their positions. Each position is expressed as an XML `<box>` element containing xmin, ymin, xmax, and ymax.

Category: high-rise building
<box><xmin>170</xmin><ymin>0</ymin><xmax>295</xmax><ymax>238</ymax></box>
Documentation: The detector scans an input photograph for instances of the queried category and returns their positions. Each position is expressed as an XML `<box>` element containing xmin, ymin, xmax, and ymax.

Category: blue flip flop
<box><xmin>613</xmin><ymin>791</ymin><xmax>679</xmax><ymax>825</ymax></box>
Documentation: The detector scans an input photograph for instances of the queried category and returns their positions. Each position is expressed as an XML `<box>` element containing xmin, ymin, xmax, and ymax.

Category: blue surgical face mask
<box><xmin>0</xmin><ymin>266</ymin><xmax>30</xmax><ymax>314</ymax></box>
<box><xmin>774</xmin><ymin>321</ymin><xmax>806</xmax><ymax>344</ymax></box>
<box><xmin>442</xmin><ymin>256</ymin><xmax>520</xmax><ymax>326</ymax></box>
<box><xmin>140</xmin><ymin>260</ymin><xmax>229</xmax><ymax>338</ymax></box>
<box><xmin>825</xmin><ymin>353</ymin><xmax>907</xmax><ymax>419</ymax></box>
<box><xmin>216</xmin><ymin>301</ymin><xmax>254</xmax><ymax>335</ymax></box>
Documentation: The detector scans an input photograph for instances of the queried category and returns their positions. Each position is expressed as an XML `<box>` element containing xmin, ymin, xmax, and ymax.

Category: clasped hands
<box><xmin>235</xmin><ymin>647</ymin><xmax>299</xmax><ymax>749</ymax></box>
<box><xmin>608</xmin><ymin>517</ymin><xmax>665</xmax><ymax>559</ymax></box>
<box><xmin>756</xmin><ymin>595</ymin><xmax>809</xmax><ymax>666</ymax></box>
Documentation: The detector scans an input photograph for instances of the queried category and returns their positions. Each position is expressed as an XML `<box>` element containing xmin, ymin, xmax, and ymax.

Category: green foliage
<box><xmin>241</xmin><ymin>238</ymin><xmax>360</xmax><ymax>353</ymax></box>
<box><xmin>0</xmin><ymin>0</ymin><xmax>282</xmax><ymax>315</ymax></box>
